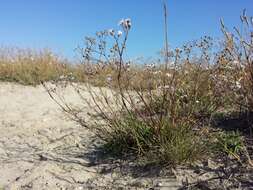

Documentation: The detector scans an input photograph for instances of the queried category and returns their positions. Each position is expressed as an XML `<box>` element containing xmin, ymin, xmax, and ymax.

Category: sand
<box><xmin>0</xmin><ymin>83</ymin><xmax>181</xmax><ymax>190</ymax></box>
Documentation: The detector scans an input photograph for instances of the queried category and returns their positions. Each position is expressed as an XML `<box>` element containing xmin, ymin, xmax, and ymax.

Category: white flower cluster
<box><xmin>106</xmin><ymin>75</ymin><xmax>112</xmax><ymax>83</ymax></box>
<box><xmin>235</xmin><ymin>81</ymin><xmax>241</xmax><ymax>89</ymax></box>
<box><xmin>107</xmin><ymin>18</ymin><xmax>131</xmax><ymax>38</ymax></box>
<box><xmin>118</xmin><ymin>18</ymin><xmax>131</xmax><ymax>30</ymax></box>
<box><xmin>108</xmin><ymin>29</ymin><xmax>114</xmax><ymax>36</ymax></box>
<box><xmin>108</xmin><ymin>29</ymin><xmax>123</xmax><ymax>37</ymax></box>
<box><xmin>59</xmin><ymin>72</ymin><xmax>75</xmax><ymax>81</ymax></box>
<box><xmin>117</xmin><ymin>30</ymin><xmax>123</xmax><ymax>37</ymax></box>
<box><xmin>145</xmin><ymin>63</ymin><xmax>155</xmax><ymax>69</ymax></box>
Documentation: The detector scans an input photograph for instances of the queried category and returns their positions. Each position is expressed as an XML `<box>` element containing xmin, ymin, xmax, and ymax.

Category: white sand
<box><xmin>0</xmin><ymin>82</ymin><xmax>180</xmax><ymax>190</ymax></box>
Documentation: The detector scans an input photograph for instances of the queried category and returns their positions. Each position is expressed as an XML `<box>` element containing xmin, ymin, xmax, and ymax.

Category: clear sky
<box><xmin>0</xmin><ymin>0</ymin><xmax>252</xmax><ymax>60</ymax></box>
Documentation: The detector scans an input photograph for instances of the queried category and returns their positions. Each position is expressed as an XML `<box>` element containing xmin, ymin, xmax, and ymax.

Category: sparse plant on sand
<box><xmin>40</xmin><ymin>3</ymin><xmax>253</xmax><ymax>168</ymax></box>
<box><xmin>43</xmin><ymin>3</ymin><xmax>226</xmax><ymax>165</ymax></box>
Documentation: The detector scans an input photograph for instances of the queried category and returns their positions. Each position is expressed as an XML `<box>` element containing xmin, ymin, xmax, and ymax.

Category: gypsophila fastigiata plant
<box><xmin>43</xmin><ymin>3</ymin><xmax>240</xmax><ymax>166</ymax></box>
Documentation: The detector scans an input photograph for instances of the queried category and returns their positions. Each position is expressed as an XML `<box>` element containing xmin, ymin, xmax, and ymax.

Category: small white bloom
<box><xmin>108</xmin><ymin>29</ymin><xmax>115</xmax><ymax>36</ymax></box>
<box><xmin>118</xmin><ymin>19</ymin><xmax>125</xmax><ymax>26</ymax></box>
<box><xmin>118</xmin><ymin>18</ymin><xmax>131</xmax><ymax>30</ymax></box>
<box><xmin>150</xmin><ymin>63</ymin><xmax>155</xmax><ymax>68</ymax></box>
<box><xmin>158</xmin><ymin>85</ymin><xmax>173</xmax><ymax>90</ymax></box>
<box><xmin>145</xmin><ymin>63</ymin><xmax>155</xmax><ymax>69</ymax></box>
<box><xmin>106</xmin><ymin>76</ymin><xmax>112</xmax><ymax>82</ymax></box>
<box><xmin>153</xmin><ymin>71</ymin><xmax>162</xmax><ymax>75</ymax></box>
<box><xmin>168</xmin><ymin>61</ymin><xmax>175</xmax><ymax>66</ymax></box>
<box><xmin>181</xmin><ymin>94</ymin><xmax>188</xmax><ymax>98</ymax></box>
<box><xmin>166</xmin><ymin>73</ymin><xmax>172</xmax><ymax>78</ymax></box>
<box><xmin>232</xmin><ymin>60</ymin><xmax>239</xmax><ymax>65</ymax></box>
<box><xmin>125</xmin><ymin>18</ymin><xmax>131</xmax><ymax>27</ymax></box>
<box><xmin>117</xmin><ymin>30</ymin><xmax>123</xmax><ymax>37</ymax></box>
<box><xmin>161</xmin><ymin>85</ymin><xmax>169</xmax><ymax>89</ymax></box>
<box><xmin>235</xmin><ymin>81</ymin><xmax>241</xmax><ymax>89</ymax></box>
<box><xmin>196</xmin><ymin>100</ymin><xmax>200</xmax><ymax>104</ymax></box>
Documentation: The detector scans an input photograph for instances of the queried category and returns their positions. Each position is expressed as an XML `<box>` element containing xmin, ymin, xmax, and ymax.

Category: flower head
<box><xmin>118</xmin><ymin>18</ymin><xmax>131</xmax><ymax>30</ymax></box>
<box><xmin>117</xmin><ymin>30</ymin><xmax>123</xmax><ymax>37</ymax></box>
<box><xmin>166</xmin><ymin>73</ymin><xmax>172</xmax><ymax>78</ymax></box>
<box><xmin>235</xmin><ymin>81</ymin><xmax>241</xmax><ymax>89</ymax></box>
<box><xmin>118</xmin><ymin>19</ymin><xmax>125</xmax><ymax>26</ymax></box>
<box><xmin>108</xmin><ymin>29</ymin><xmax>115</xmax><ymax>36</ymax></box>
<box><xmin>106</xmin><ymin>75</ymin><xmax>112</xmax><ymax>83</ymax></box>
<box><xmin>232</xmin><ymin>60</ymin><xmax>239</xmax><ymax>65</ymax></box>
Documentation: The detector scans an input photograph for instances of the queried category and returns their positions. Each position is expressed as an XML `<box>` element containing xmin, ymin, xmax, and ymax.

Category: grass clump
<box><xmin>103</xmin><ymin>114</ymin><xmax>206</xmax><ymax>165</ymax></box>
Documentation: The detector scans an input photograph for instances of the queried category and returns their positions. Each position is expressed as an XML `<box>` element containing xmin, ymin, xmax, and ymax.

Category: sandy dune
<box><xmin>0</xmin><ymin>83</ymin><xmax>180</xmax><ymax>190</ymax></box>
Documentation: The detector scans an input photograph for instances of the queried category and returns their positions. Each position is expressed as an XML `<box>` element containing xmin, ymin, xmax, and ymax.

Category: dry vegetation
<box><xmin>0</xmin><ymin>7</ymin><xmax>253</xmax><ymax>188</ymax></box>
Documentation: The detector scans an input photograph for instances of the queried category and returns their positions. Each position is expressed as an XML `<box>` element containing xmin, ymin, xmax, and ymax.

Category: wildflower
<box><xmin>145</xmin><ymin>63</ymin><xmax>155</xmax><ymax>69</ymax></box>
<box><xmin>169</xmin><ymin>61</ymin><xmax>175</xmax><ymax>66</ymax></box>
<box><xmin>125</xmin><ymin>61</ymin><xmax>130</xmax><ymax>68</ymax></box>
<box><xmin>158</xmin><ymin>85</ymin><xmax>170</xmax><ymax>89</ymax></box>
<box><xmin>153</xmin><ymin>71</ymin><xmax>162</xmax><ymax>75</ymax></box>
<box><xmin>235</xmin><ymin>81</ymin><xmax>241</xmax><ymax>89</ymax></box>
<box><xmin>195</xmin><ymin>100</ymin><xmax>200</xmax><ymax>104</ymax></box>
<box><xmin>106</xmin><ymin>76</ymin><xmax>112</xmax><ymax>83</ymax></box>
<box><xmin>118</xmin><ymin>19</ymin><xmax>125</xmax><ymax>26</ymax></box>
<box><xmin>158</xmin><ymin>85</ymin><xmax>175</xmax><ymax>91</ymax></box>
<box><xmin>117</xmin><ymin>30</ymin><xmax>123</xmax><ymax>37</ymax></box>
<box><xmin>108</xmin><ymin>29</ymin><xmax>115</xmax><ymax>36</ymax></box>
<box><xmin>118</xmin><ymin>18</ymin><xmax>131</xmax><ymax>30</ymax></box>
<box><xmin>166</xmin><ymin>73</ymin><xmax>172</xmax><ymax>78</ymax></box>
<box><xmin>125</xmin><ymin>18</ymin><xmax>131</xmax><ymax>28</ymax></box>
<box><xmin>232</xmin><ymin>60</ymin><xmax>239</xmax><ymax>65</ymax></box>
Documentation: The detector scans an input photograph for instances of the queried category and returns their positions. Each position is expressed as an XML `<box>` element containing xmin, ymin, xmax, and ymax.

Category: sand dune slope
<box><xmin>0</xmin><ymin>83</ymin><xmax>180</xmax><ymax>190</ymax></box>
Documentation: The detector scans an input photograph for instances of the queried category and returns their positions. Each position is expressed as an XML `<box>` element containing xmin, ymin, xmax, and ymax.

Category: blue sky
<box><xmin>0</xmin><ymin>0</ymin><xmax>252</xmax><ymax>60</ymax></box>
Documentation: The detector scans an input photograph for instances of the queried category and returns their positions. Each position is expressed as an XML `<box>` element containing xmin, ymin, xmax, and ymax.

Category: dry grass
<box><xmin>0</xmin><ymin>47</ymin><xmax>72</xmax><ymax>85</ymax></box>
